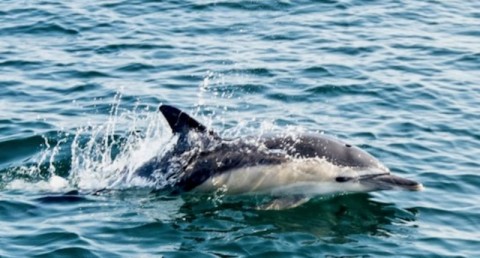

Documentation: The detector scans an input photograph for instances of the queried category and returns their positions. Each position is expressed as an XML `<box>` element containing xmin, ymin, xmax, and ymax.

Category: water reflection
<box><xmin>174</xmin><ymin>193</ymin><xmax>419</xmax><ymax>243</ymax></box>
<box><xmin>0</xmin><ymin>188</ymin><xmax>419</xmax><ymax>256</ymax></box>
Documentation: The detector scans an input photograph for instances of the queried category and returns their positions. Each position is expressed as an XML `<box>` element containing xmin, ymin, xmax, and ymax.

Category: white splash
<box><xmin>5</xmin><ymin>94</ymin><xmax>176</xmax><ymax>192</ymax></box>
<box><xmin>68</xmin><ymin>97</ymin><xmax>173</xmax><ymax>191</ymax></box>
<box><xmin>5</xmin><ymin>134</ymin><xmax>71</xmax><ymax>192</ymax></box>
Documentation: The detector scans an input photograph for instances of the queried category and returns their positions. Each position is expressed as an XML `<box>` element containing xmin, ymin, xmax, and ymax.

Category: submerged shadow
<box><xmin>22</xmin><ymin>188</ymin><xmax>419</xmax><ymax>247</ymax></box>
<box><xmin>174</xmin><ymin>193</ymin><xmax>419</xmax><ymax>242</ymax></box>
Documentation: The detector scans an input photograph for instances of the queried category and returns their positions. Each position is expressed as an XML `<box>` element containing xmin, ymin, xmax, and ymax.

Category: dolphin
<box><xmin>133</xmin><ymin>105</ymin><xmax>423</xmax><ymax>209</ymax></box>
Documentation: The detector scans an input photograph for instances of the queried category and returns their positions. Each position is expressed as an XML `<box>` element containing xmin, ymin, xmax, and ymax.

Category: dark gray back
<box><xmin>259</xmin><ymin>133</ymin><xmax>382</xmax><ymax>169</ymax></box>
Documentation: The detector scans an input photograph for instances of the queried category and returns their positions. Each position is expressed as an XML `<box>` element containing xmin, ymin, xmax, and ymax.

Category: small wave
<box><xmin>95</xmin><ymin>43</ymin><xmax>169</xmax><ymax>54</ymax></box>
<box><xmin>266</xmin><ymin>92</ymin><xmax>310</xmax><ymax>103</ymax></box>
<box><xmin>0</xmin><ymin>135</ymin><xmax>45</xmax><ymax>166</ymax></box>
<box><xmin>303</xmin><ymin>66</ymin><xmax>333</xmax><ymax>77</ymax></box>
<box><xmin>303</xmin><ymin>64</ymin><xmax>367</xmax><ymax>80</ymax></box>
<box><xmin>0</xmin><ymin>7</ymin><xmax>54</xmax><ymax>18</ymax></box>
<box><xmin>191</xmin><ymin>1</ymin><xmax>290</xmax><ymax>11</ymax></box>
<box><xmin>0</xmin><ymin>80</ymin><xmax>21</xmax><ymax>87</ymax></box>
<box><xmin>0</xmin><ymin>199</ymin><xmax>38</xmax><ymax>221</ymax></box>
<box><xmin>0</xmin><ymin>60</ymin><xmax>43</xmax><ymax>70</ymax></box>
<box><xmin>33</xmin><ymin>247</ymin><xmax>99</xmax><ymax>258</ymax></box>
<box><xmin>44</xmin><ymin>83</ymin><xmax>102</xmax><ymax>95</ymax></box>
<box><xmin>305</xmin><ymin>83</ymin><xmax>375</xmax><ymax>97</ymax></box>
<box><xmin>456</xmin><ymin>30</ymin><xmax>480</xmax><ymax>37</ymax></box>
<box><xmin>225</xmin><ymin>68</ymin><xmax>276</xmax><ymax>77</ymax></box>
<box><xmin>0</xmin><ymin>21</ymin><xmax>79</xmax><ymax>36</ymax></box>
<box><xmin>383</xmin><ymin>121</ymin><xmax>434</xmax><ymax>139</ymax></box>
<box><xmin>446</xmin><ymin>52</ymin><xmax>480</xmax><ymax>70</ymax></box>
<box><xmin>38</xmin><ymin>70</ymin><xmax>111</xmax><ymax>80</ymax></box>
<box><xmin>115</xmin><ymin>63</ymin><xmax>156</xmax><ymax>72</ymax></box>
<box><xmin>321</xmin><ymin>45</ymin><xmax>383</xmax><ymax>56</ymax></box>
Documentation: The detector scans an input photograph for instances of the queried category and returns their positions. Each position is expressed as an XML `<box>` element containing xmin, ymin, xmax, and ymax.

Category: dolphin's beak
<box><xmin>359</xmin><ymin>173</ymin><xmax>424</xmax><ymax>191</ymax></box>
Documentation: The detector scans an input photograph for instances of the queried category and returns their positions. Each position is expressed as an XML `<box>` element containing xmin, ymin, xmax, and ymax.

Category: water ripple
<box><xmin>0</xmin><ymin>0</ymin><xmax>479</xmax><ymax>257</ymax></box>
<box><xmin>0</xmin><ymin>22</ymin><xmax>79</xmax><ymax>36</ymax></box>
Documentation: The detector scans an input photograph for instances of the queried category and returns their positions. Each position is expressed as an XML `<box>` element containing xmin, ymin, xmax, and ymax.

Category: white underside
<box><xmin>193</xmin><ymin>158</ymin><xmax>378</xmax><ymax>196</ymax></box>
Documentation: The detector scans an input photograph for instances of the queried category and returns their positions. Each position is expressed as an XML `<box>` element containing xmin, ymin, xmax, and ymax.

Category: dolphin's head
<box><xmin>334</xmin><ymin>171</ymin><xmax>424</xmax><ymax>192</ymax></box>
<box><xmin>327</xmin><ymin>143</ymin><xmax>424</xmax><ymax>193</ymax></box>
<box><xmin>263</xmin><ymin>134</ymin><xmax>424</xmax><ymax>194</ymax></box>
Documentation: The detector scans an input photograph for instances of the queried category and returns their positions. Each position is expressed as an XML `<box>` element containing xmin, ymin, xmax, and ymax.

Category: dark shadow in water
<box><xmin>33</xmin><ymin>190</ymin><xmax>90</xmax><ymax>204</ymax></box>
<box><xmin>0</xmin><ymin>188</ymin><xmax>420</xmax><ymax>257</ymax></box>
<box><xmin>174</xmin><ymin>193</ymin><xmax>419</xmax><ymax>243</ymax></box>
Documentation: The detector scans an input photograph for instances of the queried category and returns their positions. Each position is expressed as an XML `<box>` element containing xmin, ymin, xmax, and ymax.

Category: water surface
<box><xmin>1</xmin><ymin>0</ymin><xmax>479</xmax><ymax>257</ymax></box>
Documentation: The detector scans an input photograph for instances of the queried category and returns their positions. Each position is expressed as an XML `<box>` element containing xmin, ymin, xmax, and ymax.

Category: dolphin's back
<box><xmin>259</xmin><ymin>133</ymin><xmax>383</xmax><ymax>169</ymax></box>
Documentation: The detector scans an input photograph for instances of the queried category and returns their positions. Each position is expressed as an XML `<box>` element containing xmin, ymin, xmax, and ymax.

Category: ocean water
<box><xmin>1</xmin><ymin>0</ymin><xmax>479</xmax><ymax>257</ymax></box>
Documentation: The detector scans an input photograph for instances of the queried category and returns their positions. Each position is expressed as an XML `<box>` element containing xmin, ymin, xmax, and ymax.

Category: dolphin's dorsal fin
<box><xmin>159</xmin><ymin>105</ymin><xmax>208</xmax><ymax>135</ymax></box>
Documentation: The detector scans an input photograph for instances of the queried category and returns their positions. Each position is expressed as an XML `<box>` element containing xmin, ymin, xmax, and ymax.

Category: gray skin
<box><xmin>134</xmin><ymin>105</ymin><xmax>422</xmax><ymax>195</ymax></box>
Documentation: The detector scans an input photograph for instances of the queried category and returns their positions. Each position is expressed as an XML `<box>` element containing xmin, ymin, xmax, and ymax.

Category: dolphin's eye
<box><xmin>345</xmin><ymin>144</ymin><xmax>352</xmax><ymax>148</ymax></box>
<box><xmin>335</xmin><ymin>176</ymin><xmax>352</xmax><ymax>182</ymax></box>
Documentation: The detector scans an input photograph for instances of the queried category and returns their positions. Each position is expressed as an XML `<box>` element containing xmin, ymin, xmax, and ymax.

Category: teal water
<box><xmin>1</xmin><ymin>0</ymin><xmax>479</xmax><ymax>257</ymax></box>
